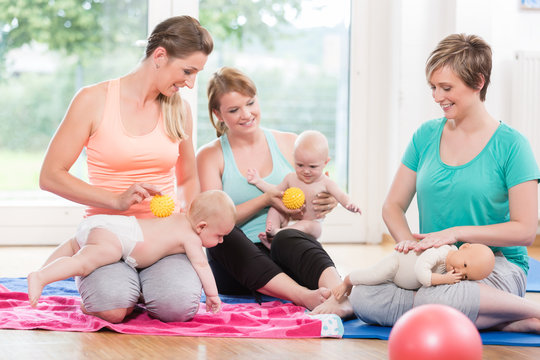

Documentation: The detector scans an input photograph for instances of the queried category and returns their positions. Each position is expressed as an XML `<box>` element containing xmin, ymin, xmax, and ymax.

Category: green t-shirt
<box><xmin>402</xmin><ymin>118</ymin><xmax>540</xmax><ymax>274</ymax></box>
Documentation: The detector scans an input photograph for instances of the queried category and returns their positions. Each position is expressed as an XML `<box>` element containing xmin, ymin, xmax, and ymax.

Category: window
<box><xmin>0</xmin><ymin>1</ymin><xmax>148</xmax><ymax>244</ymax></box>
<box><xmin>1</xmin><ymin>1</ymin><xmax>367</xmax><ymax>245</ymax></box>
<box><xmin>196</xmin><ymin>0</ymin><xmax>351</xmax><ymax>189</ymax></box>
<box><xmin>0</xmin><ymin>0</ymin><xmax>148</xmax><ymax>198</ymax></box>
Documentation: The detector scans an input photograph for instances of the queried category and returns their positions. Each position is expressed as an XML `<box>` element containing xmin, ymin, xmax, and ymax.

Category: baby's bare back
<box><xmin>130</xmin><ymin>214</ymin><xmax>196</xmax><ymax>268</ymax></box>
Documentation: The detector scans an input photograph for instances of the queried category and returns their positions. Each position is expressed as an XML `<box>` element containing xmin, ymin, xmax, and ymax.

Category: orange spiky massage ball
<box><xmin>282</xmin><ymin>187</ymin><xmax>305</xmax><ymax>210</ymax></box>
<box><xmin>150</xmin><ymin>195</ymin><xmax>175</xmax><ymax>217</ymax></box>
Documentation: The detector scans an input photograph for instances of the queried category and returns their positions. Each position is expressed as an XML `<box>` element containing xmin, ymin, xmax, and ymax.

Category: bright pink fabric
<box><xmin>0</xmin><ymin>287</ymin><xmax>331</xmax><ymax>338</ymax></box>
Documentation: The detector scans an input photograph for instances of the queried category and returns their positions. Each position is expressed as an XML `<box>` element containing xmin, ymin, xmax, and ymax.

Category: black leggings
<box><xmin>207</xmin><ymin>227</ymin><xmax>336</xmax><ymax>295</ymax></box>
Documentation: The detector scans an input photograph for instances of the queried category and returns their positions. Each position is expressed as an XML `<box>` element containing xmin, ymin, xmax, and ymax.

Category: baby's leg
<box><xmin>287</xmin><ymin>220</ymin><xmax>322</xmax><ymax>239</ymax></box>
<box><xmin>40</xmin><ymin>237</ymin><xmax>79</xmax><ymax>268</ymax></box>
<box><xmin>348</xmin><ymin>252</ymin><xmax>399</xmax><ymax>286</ymax></box>
<box><xmin>28</xmin><ymin>228</ymin><xmax>122</xmax><ymax>307</ymax></box>
<box><xmin>259</xmin><ymin>208</ymin><xmax>288</xmax><ymax>249</ymax></box>
<box><xmin>266</xmin><ymin>207</ymin><xmax>287</xmax><ymax>237</ymax></box>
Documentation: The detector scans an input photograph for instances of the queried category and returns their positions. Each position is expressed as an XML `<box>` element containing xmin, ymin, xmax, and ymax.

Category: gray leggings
<box><xmin>75</xmin><ymin>253</ymin><xmax>201</xmax><ymax>322</ymax></box>
<box><xmin>349</xmin><ymin>253</ymin><xmax>526</xmax><ymax>326</ymax></box>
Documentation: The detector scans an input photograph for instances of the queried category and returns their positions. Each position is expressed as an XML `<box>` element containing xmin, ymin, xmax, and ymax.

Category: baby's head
<box><xmin>293</xmin><ymin>130</ymin><xmax>330</xmax><ymax>184</ymax></box>
<box><xmin>445</xmin><ymin>243</ymin><xmax>495</xmax><ymax>281</ymax></box>
<box><xmin>188</xmin><ymin>190</ymin><xmax>236</xmax><ymax>248</ymax></box>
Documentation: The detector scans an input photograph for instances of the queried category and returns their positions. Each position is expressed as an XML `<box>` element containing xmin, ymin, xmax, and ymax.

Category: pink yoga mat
<box><xmin>0</xmin><ymin>285</ymin><xmax>343</xmax><ymax>338</ymax></box>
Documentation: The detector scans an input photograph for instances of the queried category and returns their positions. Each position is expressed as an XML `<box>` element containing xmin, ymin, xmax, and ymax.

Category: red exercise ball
<box><xmin>388</xmin><ymin>304</ymin><xmax>482</xmax><ymax>360</ymax></box>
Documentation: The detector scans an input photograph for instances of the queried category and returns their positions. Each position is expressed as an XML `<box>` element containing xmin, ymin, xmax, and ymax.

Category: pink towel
<box><xmin>0</xmin><ymin>286</ymin><xmax>342</xmax><ymax>338</ymax></box>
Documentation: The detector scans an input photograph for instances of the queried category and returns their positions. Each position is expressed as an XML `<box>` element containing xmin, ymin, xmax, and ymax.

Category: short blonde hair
<box><xmin>188</xmin><ymin>190</ymin><xmax>236</xmax><ymax>225</ymax></box>
<box><xmin>145</xmin><ymin>16</ymin><xmax>213</xmax><ymax>142</ymax></box>
<box><xmin>426</xmin><ymin>34</ymin><xmax>492</xmax><ymax>101</ymax></box>
<box><xmin>294</xmin><ymin>130</ymin><xmax>329</xmax><ymax>159</ymax></box>
<box><xmin>207</xmin><ymin>67</ymin><xmax>257</xmax><ymax>137</ymax></box>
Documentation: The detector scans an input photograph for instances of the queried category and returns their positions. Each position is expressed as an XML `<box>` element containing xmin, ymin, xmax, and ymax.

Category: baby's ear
<box><xmin>460</xmin><ymin>243</ymin><xmax>471</xmax><ymax>249</ymax></box>
<box><xmin>195</xmin><ymin>221</ymin><xmax>208</xmax><ymax>234</ymax></box>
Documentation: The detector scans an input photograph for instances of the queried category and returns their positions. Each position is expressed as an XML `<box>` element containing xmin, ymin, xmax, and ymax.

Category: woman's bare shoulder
<box><xmin>196</xmin><ymin>137</ymin><xmax>222</xmax><ymax>160</ymax></box>
<box><xmin>72</xmin><ymin>80</ymin><xmax>109</xmax><ymax>108</ymax></box>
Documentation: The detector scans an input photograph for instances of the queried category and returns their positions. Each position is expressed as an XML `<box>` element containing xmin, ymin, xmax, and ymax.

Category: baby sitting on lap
<box><xmin>247</xmin><ymin>130</ymin><xmax>361</xmax><ymax>248</ymax></box>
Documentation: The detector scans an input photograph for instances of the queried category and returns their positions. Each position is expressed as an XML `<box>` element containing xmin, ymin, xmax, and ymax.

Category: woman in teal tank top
<box><xmin>348</xmin><ymin>34</ymin><xmax>540</xmax><ymax>333</ymax></box>
<box><xmin>197</xmin><ymin>67</ymin><xmax>352</xmax><ymax>315</ymax></box>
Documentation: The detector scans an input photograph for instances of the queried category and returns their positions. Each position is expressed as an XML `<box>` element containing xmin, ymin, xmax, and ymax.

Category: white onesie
<box><xmin>75</xmin><ymin>215</ymin><xmax>144</xmax><ymax>268</ymax></box>
<box><xmin>349</xmin><ymin>245</ymin><xmax>457</xmax><ymax>290</ymax></box>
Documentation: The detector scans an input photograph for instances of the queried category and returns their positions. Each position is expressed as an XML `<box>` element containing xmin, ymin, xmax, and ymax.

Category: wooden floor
<box><xmin>1</xmin><ymin>242</ymin><xmax>540</xmax><ymax>359</ymax></box>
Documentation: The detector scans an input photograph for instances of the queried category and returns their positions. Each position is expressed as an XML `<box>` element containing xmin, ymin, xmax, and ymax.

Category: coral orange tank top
<box><xmin>85</xmin><ymin>79</ymin><xmax>179</xmax><ymax>218</ymax></box>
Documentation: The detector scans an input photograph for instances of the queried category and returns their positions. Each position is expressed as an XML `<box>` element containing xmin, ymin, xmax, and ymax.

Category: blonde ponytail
<box><xmin>159</xmin><ymin>93</ymin><xmax>187</xmax><ymax>141</ymax></box>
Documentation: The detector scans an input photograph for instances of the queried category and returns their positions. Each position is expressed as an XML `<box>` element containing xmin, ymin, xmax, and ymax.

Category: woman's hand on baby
<box><xmin>267</xmin><ymin>190</ymin><xmax>304</xmax><ymax>216</ymax></box>
<box><xmin>313</xmin><ymin>192</ymin><xmax>338</xmax><ymax>218</ymax></box>
<box><xmin>206</xmin><ymin>295</ymin><xmax>222</xmax><ymax>314</ymax></box>
<box><xmin>412</xmin><ymin>229</ymin><xmax>458</xmax><ymax>252</ymax></box>
<box><xmin>115</xmin><ymin>183</ymin><xmax>162</xmax><ymax>210</ymax></box>
<box><xmin>394</xmin><ymin>240</ymin><xmax>419</xmax><ymax>254</ymax></box>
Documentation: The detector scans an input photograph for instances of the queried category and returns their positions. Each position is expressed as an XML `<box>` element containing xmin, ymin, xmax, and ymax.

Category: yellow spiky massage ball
<box><xmin>150</xmin><ymin>195</ymin><xmax>175</xmax><ymax>217</ymax></box>
<box><xmin>282</xmin><ymin>187</ymin><xmax>305</xmax><ymax>210</ymax></box>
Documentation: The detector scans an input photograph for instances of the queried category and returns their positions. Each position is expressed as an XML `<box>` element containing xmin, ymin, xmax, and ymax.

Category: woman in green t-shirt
<box><xmin>340</xmin><ymin>34</ymin><xmax>540</xmax><ymax>333</ymax></box>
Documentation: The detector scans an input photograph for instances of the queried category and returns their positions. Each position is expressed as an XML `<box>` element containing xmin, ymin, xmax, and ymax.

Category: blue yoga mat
<box><xmin>342</xmin><ymin>318</ymin><xmax>540</xmax><ymax>346</ymax></box>
<box><xmin>0</xmin><ymin>277</ymin><xmax>279</xmax><ymax>304</ymax></box>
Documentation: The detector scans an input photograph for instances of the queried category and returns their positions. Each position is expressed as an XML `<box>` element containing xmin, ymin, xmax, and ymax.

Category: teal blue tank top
<box><xmin>221</xmin><ymin>129</ymin><xmax>294</xmax><ymax>243</ymax></box>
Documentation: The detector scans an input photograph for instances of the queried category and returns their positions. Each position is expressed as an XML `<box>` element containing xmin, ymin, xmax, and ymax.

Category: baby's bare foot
<box><xmin>27</xmin><ymin>271</ymin><xmax>45</xmax><ymax>308</ymax></box>
<box><xmin>258</xmin><ymin>232</ymin><xmax>272</xmax><ymax>249</ymax></box>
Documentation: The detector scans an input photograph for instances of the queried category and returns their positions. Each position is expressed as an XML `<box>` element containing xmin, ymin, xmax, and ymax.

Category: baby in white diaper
<box><xmin>27</xmin><ymin>190</ymin><xmax>236</xmax><ymax>314</ymax></box>
<box><xmin>74</xmin><ymin>215</ymin><xmax>144</xmax><ymax>268</ymax></box>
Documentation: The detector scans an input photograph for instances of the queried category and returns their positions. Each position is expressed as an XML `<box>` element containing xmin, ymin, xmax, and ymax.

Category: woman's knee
<box><xmin>90</xmin><ymin>307</ymin><xmax>133</xmax><ymax>324</ymax></box>
<box><xmin>76</xmin><ymin>261</ymin><xmax>140</xmax><ymax>313</ymax></box>
<box><xmin>140</xmin><ymin>254</ymin><xmax>202</xmax><ymax>322</ymax></box>
<box><xmin>147</xmin><ymin>293</ymin><xmax>201</xmax><ymax>322</ymax></box>
<box><xmin>143</xmin><ymin>278</ymin><xmax>201</xmax><ymax>322</ymax></box>
<box><xmin>271</xmin><ymin>229</ymin><xmax>308</xmax><ymax>255</ymax></box>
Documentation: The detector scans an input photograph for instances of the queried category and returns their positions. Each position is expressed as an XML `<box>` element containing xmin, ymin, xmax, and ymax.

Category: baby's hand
<box><xmin>443</xmin><ymin>270</ymin><xmax>462</xmax><ymax>284</ymax></box>
<box><xmin>332</xmin><ymin>282</ymin><xmax>352</xmax><ymax>301</ymax></box>
<box><xmin>346</xmin><ymin>203</ymin><xmax>362</xmax><ymax>214</ymax></box>
<box><xmin>206</xmin><ymin>295</ymin><xmax>222</xmax><ymax>313</ymax></box>
<box><xmin>246</xmin><ymin>168</ymin><xmax>261</xmax><ymax>185</ymax></box>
